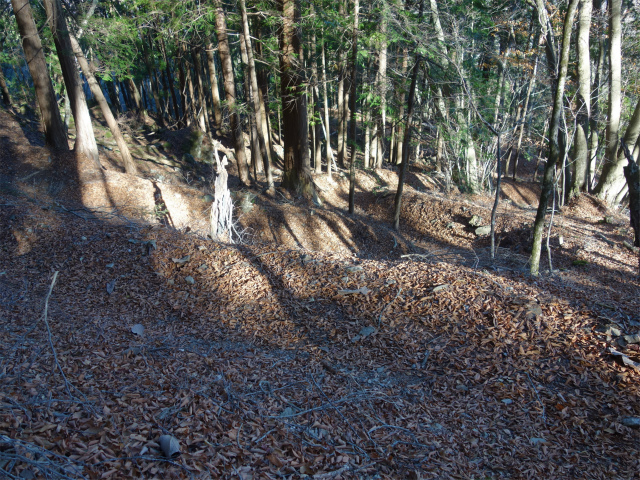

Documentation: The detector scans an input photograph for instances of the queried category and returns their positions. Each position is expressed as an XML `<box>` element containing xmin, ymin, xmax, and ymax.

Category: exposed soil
<box><xmin>1</xmin><ymin>106</ymin><xmax>639</xmax><ymax>479</ymax></box>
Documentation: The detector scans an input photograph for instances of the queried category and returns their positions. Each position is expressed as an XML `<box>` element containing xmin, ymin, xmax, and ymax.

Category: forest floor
<box><xmin>1</xmin><ymin>106</ymin><xmax>639</xmax><ymax>479</ymax></box>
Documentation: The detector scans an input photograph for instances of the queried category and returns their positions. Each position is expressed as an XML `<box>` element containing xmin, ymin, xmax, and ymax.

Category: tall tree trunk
<box><xmin>279</xmin><ymin>0</ymin><xmax>313</xmax><ymax>195</ymax></box>
<box><xmin>321</xmin><ymin>29</ymin><xmax>333</xmax><ymax>177</ymax></box>
<box><xmin>530</xmin><ymin>0</ymin><xmax>579</xmax><ymax>276</ymax></box>
<box><xmin>43</xmin><ymin>0</ymin><xmax>99</xmax><ymax>165</ymax></box>
<box><xmin>394</xmin><ymin>57</ymin><xmax>421</xmax><ymax>231</ymax></box>
<box><xmin>192</xmin><ymin>47</ymin><xmax>209</xmax><ymax>133</ymax></box>
<box><xmin>394</xmin><ymin>47</ymin><xmax>409</xmax><ymax>165</ymax></box>
<box><xmin>240</xmin><ymin>0</ymin><xmax>273</xmax><ymax>188</ymax></box>
<box><xmin>310</xmin><ymin>5</ymin><xmax>322</xmax><ymax>174</ymax></box>
<box><xmin>161</xmin><ymin>38</ymin><xmax>180</xmax><ymax>124</ymax></box>
<box><xmin>569</xmin><ymin>0</ymin><xmax>592</xmax><ymax>198</ymax></box>
<box><xmin>214</xmin><ymin>0</ymin><xmax>250</xmax><ymax>185</ymax></box>
<box><xmin>206</xmin><ymin>43</ymin><xmax>223</xmax><ymax>130</ymax></box>
<box><xmin>177</xmin><ymin>49</ymin><xmax>188</xmax><ymax>128</ymax></box>
<box><xmin>239</xmin><ymin>31</ymin><xmax>261</xmax><ymax>172</ymax></box>
<box><xmin>348</xmin><ymin>0</ymin><xmax>359</xmax><ymax>214</ymax></box>
<box><xmin>588</xmin><ymin>0</ymin><xmax>606</xmax><ymax>191</ymax></box>
<box><xmin>594</xmin><ymin>0</ymin><xmax>623</xmax><ymax>204</ymax></box>
<box><xmin>11</xmin><ymin>0</ymin><xmax>67</xmax><ymax>150</ymax></box>
<box><xmin>336</xmin><ymin>3</ymin><xmax>346</xmax><ymax>171</ymax></box>
<box><xmin>69</xmin><ymin>34</ymin><xmax>136</xmax><ymax>174</ymax></box>
<box><xmin>143</xmin><ymin>36</ymin><xmax>165</xmax><ymax>128</ymax></box>
<box><xmin>511</xmin><ymin>55</ymin><xmax>538</xmax><ymax>180</ymax></box>
<box><xmin>375</xmin><ymin>6</ymin><xmax>388</xmax><ymax>169</ymax></box>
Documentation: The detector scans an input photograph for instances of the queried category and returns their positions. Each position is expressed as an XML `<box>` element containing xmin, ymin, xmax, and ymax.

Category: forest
<box><xmin>1</xmin><ymin>0</ymin><xmax>640</xmax><ymax>478</ymax></box>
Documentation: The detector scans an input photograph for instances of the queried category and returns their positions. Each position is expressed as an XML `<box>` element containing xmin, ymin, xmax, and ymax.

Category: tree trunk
<box><xmin>69</xmin><ymin>34</ymin><xmax>136</xmax><ymax>174</ymax></box>
<box><xmin>143</xmin><ymin>36</ymin><xmax>165</xmax><ymax>128</ymax></box>
<box><xmin>394</xmin><ymin>47</ymin><xmax>409</xmax><ymax>165</ymax></box>
<box><xmin>43</xmin><ymin>0</ymin><xmax>99</xmax><ymax>166</ymax></box>
<box><xmin>594</xmin><ymin>0</ymin><xmax>623</xmax><ymax>204</ymax></box>
<box><xmin>569</xmin><ymin>0</ymin><xmax>592</xmax><ymax>198</ymax></box>
<box><xmin>348</xmin><ymin>0</ymin><xmax>359</xmax><ymax>214</ymax></box>
<box><xmin>393</xmin><ymin>57</ymin><xmax>421</xmax><ymax>230</ymax></box>
<box><xmin>160</xmin><ymin>38</ymin><xmax>180</xmax><ymax>124</ymax></box>
<box><xmin>279</xmin><ymin>0</ymin><xmax>313</xmax><ymax>195</ymax></box>
<box><xmin>511</xmin><ymin>55</ymin><xmax>538</xmax><ymax>180</ymax></box>
<box><xmin>0</xmin><ymin>69</ymin><xmax>12</xmax><ymax>107</ymax></box>
<box><xmin>192</xmin><ymin>47</ymin><xmax>209</xmax><ymax>133</ymax></box>
<box><xmin>530</xmin><ymin>0</ymin><xmax>579</xmax><ymax>276</ymax></box>
<box><xmin>11</xmin><ymin>0</ymin><xmax>67</xmax><ymax>150</ymax></box>
<box><xmin>206</xmin><ymin>43</ymin><xmax>223</xmax><ymax>130</ymax></box>
<box><xmin>321</xmin><ymin>30</ymin><xmax>333</xmax><ymax>177</ymax></box>
<box><xmin>239</xmin><ymin>31</ymin><xmax>261</xmax><ymax>172</ymax></box>
<box><xmin>375</xmin><ymin>8</ymin><xmax>388</xmax><ymax>169</ymax></box>
<box><xmin>214</xmin><ymin>0</ymin><xmax>250</xmax><ymax>185</ymax></box>
<box><xmin>240</xmin><ymin>0</ymin><xmax>273</xmax><ymax>188</ymax></box>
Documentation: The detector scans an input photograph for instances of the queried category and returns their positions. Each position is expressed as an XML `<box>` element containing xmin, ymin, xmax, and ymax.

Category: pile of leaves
<box><xmin>1</xmin><ymin>190</ymin><xmax>639</xmax><ymax>479</ymax></box>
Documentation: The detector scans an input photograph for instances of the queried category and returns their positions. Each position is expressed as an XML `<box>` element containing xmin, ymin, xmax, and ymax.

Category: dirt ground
<box><xmin>1</xmin><ymin>107</ymin><xmax>639</xmax><ymax>479</ymax></box>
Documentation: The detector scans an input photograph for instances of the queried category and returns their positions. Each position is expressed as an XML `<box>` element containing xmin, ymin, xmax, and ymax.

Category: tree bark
<box><xmin>69</xmin><ymin>34</ymin><xmax>136</xmax><ymax>174</ymax></box>
<box><xmin>321</xmin><ymin>30</ymin><xmax>333</xmax><ymax>177</ymax></box>
<box><xmin>279</xmin><ymin>0</ymin><xmax>313</xmax><ymax>195</ymax></box>
<box><xmin>214</xmin><ymin>0</ymin><xmax>250</xmax><ymax>185</ymax></box>
<box><xmin>569</xmin><ymin>0</ymin><xmax>592</xmax><ymax>198</ymax></box>
<box><xmin>594</xmin><ymin>0</ymin><xmax>623</xmax><ymax>204</ymax></box>
<box><xmin>375</xmin><ymin>7</ymin><xmax>388</xmax><ymax>169</ymax></box>
<box><xmin>530</xmin><ymin>0</ymin><xmax>579</xmax><ymax>277</ymax></box>
<box><xmin>393</xmin><ymin>57</ymin><xmax>421</xmax><ymax>231</ymax></box>
<box><xmin>43</xmin><ymin>0</ymin><xmax>99</xmax><ymax>165</ymax></box>
<box><xmin>240</xmin><ymin>0</ymin><xmax>273</xmax><ymax>188</ymax></box>
<box><xmin>11</xmin><ymin>0</ymin><xmax>68</xmax><ymax>150</ymax></box>
<box><xmin>160</xmin><ymin>38</ymin><xmax>180</xmax><ymax>124</ymax></box>
<box><xmin>348</xmin><ymin>0</ymin><xmax>359</xmax><ymax>214</ymax></box>
<box><xmin>192</xmin><ymin>47</ymin><xmax>209</xmax><ymax>133</ymax></box>
<box><xmin>206</xmin><ymin>43</ymin><xmax>223</xmax><ymax>130</ymax></box>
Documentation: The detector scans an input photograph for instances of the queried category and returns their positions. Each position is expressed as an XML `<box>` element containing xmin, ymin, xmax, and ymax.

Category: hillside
<box><xmin>1</xmin><ymin>107</ymin><xmax>640</xmax><ymax>479</ymax></box>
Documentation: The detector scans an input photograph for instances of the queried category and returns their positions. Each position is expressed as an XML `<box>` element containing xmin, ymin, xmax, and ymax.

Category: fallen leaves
<box><xmin>1</xmin><ymin>191</ymin><xmax>639</xmax><ymax>479</ymax></box>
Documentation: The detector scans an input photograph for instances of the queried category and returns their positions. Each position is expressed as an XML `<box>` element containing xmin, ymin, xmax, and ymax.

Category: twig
<box><xmin>378</xmin><ymin>287</ymin><xmax>402</xmax><ymax>326</ymax></box>
<box><xmin>42</xmin><ymin>271</ymin><xmax>74</xmax><ymax>399</ymax></box>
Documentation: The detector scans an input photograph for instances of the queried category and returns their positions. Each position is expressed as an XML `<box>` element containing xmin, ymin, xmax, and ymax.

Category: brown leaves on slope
<box><xmin>1</xmin><ymin>193</ymin><xmax>639</xmax><ymax>479</ymax></box>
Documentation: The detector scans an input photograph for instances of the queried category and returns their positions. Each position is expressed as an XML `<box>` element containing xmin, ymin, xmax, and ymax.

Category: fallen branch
<box><xmin>42</xmin><ymin>272</ymin><xmax>73</xmax><ymax>399</ymax></box>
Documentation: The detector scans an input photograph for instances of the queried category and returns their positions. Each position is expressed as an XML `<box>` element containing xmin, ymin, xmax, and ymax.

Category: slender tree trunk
<box><xmin>348</xmin><ymin>0</ymin><xmax>359</xmax><ymax>214</ymax></box>
<box><xmin>160</xmin><ymin>38</ymin><xmax>180</xmax><ymax>124</ymax></box>
<box><xmin>191</xmin><ymin>47</ymin><xmax>208</xmax><ymax>133</ymax></box>
<box><xmin>11</xmin><ymin>0</ymin><xmax>67</xmax><ymax>150</ymax></box>
<box><xmin>240</xmin><ymin>0</ymin><xmax>273</xmax><ymax>188</ymax></box>
<box><xmin>143</xmin><ymin>36</ymin><xmax>165</xmax><ymax>128</ymax></box>
<box><xmin>588</xmin><ymin>2</ymin><xmax>605</xmax><ymax>191</ymax></box>
<box><xmin>511</xmin><ymin>55</ymin><xmax>538</xmax><ymax>180</ymax></box>
<box><xmin>43</xmin><ymin>0</ymin><xmax>99</xmax><ymax>165</ymax></box>
<box><xmin>530</xmin><ymin>0</ymin><xmax>579</xmax><ymax>276</ymax></box>
<box><xmin>569</xmin><ymin>0</ymin><xmax>592</xmax><ymax>198</ymax></box>
<box><xmin>393</xmin><ymin>57</ymin><xmax>421</xmax><ymax>230</ymax></box>
<box><xmin>69</xmin><ymin>34</ymin><xmax>136</xmax><ymax>174</ymax></box>
<box><xmin>394</xmin><ymin>47</ymin><xmax>409</xmax><ymax>165</ymax></box>
<box><xmin>239</xmin><ymin>31</ymin><xmax>261</xmax><ymax>172</ymax></box>
<box><xmin>310</xmin><ymin>6</ymin><xmax>322</xmax><ymax>174</ymax></box>
<box><xmin>214</xmin><ymin>0</ymin><xmax>250</xmax><ymax>185</ymax></box>
<box><xmin>375</xmin><ymin>7</ymin><xmax>388</xmax><ymax>169</ymax></box>
<box><xmin>206</xmin><ymin>43</ymin><xmax>223</xmax><ymax>130</ymax></box>
<box><xmin>594</xmin><ymin>0</ymin><xmax>623</xmax><ymax>204</ymax></box>
<box><xmin>336</xmin><ymin>7</ymin><xmax>346</xmax><ymax>170</ymax></box>
<box><xmin>321</xmin><ymin>31</ymin><xmax>333</xmax><ymax>177</ymax></box>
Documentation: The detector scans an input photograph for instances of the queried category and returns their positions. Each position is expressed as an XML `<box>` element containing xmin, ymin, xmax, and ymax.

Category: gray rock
<box><xmin>475</xmin><ymin>226</ymin><xmax>491</xmax><ymax>236</ymax></box>
<box><xmin>185</xmin><ymin>276</ymin><xmax>195</xmax><ymax>285</ymax></box>
<box><xmin>469</xmin><ymin>215</ymin><xmax>483</xmax><ymax>227</ymax></box>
